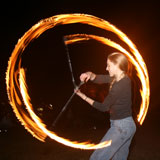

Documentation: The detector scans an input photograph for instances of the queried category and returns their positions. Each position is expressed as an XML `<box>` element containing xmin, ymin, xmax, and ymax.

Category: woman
<box><xmin>75</xmin><ymin>52</ymin><xmax>136</xmax><ymax>160</ymax></box>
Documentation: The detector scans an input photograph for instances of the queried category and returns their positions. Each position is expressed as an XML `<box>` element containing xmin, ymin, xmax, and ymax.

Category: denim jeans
<box><xmin>89</xmin><ymin>116</ymin><xmax>136</xmax><ymax>160</ymax></box>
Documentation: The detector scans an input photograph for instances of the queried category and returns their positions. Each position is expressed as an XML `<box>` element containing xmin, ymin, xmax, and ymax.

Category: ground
<box><xmin>0</xmin><ymin>113</ymin><xmax>160</xmax><ymax>160</ymax></box>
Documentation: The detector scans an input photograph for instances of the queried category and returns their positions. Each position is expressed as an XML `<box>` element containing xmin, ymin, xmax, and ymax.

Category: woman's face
<box><xmin>106</xmin><ymin>59</ymin><xmax>119</xmax><ymax>77</ymax></box>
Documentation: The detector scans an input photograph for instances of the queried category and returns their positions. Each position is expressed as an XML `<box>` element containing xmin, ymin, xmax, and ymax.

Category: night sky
<box><xmin>0</xmin><ymin>0</ymin><xmax>160</xmax><ymax>156</ymax></box>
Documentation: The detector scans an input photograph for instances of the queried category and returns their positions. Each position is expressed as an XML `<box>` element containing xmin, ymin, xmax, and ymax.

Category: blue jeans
<box><xmin>90</xmin><ymin>116</ymin><xmax>136</xmax><ymax>160</ymax></box>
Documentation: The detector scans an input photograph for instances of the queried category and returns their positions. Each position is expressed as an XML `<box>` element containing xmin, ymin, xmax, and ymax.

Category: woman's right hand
<box><xmin>80</xmin><ymin>71</ymin><xmax>96</xmax><ymax>82</ymax></box>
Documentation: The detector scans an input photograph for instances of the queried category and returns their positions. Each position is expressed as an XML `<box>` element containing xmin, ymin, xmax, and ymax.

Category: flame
<box><xmin>6</xmin><ymin>13</ymin><xmax>150</xmax><ymax>149</ymax></box>
<box><xmin>64</xmin><ymin>33</ymin><xmax>150</xmax><ymax>125</ymax></box>
<box><xmin>19</xmin><ymin>68</ymin><xmax>111</xmax><ymax>149</ymax></box>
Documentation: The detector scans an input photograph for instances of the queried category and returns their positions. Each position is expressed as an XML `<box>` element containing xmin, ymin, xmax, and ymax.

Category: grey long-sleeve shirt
<box><xmin>92</xmin><ymin>75</ymin><xmax>132</xmax><ymax>120</ymax></box>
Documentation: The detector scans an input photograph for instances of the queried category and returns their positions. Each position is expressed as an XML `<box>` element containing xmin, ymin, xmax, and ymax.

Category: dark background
<box><xmin>0</xmin><ymin>1</ymin><xmax>160</xmax><ymax>160</ymax></box>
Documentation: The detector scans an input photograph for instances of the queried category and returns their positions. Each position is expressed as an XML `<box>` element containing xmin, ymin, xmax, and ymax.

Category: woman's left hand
<box><xmin>75</xmin><ymin>88</ymin><xmax>94</xmax><ymax>105</ymax></box>
<box><xmin>74</xmin><ymin>88</ymin><xmax>86</xmax><ymax>100</ymax></box>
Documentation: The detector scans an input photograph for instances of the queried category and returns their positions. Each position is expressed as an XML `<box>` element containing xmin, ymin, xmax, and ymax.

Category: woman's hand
<box><xmin>80</xmin><ymin>71</ymin><xmax>96</xmax><ymax>82</ymax></box>
<box><xmin>74</xmin><ymin>88</ymin><xmax>94</xmax><ymax>105</ymax></box>
<box><xmin>74</xmin><ymin>88</ymin><xmax>86</xmax><ymax>100</ymax></box>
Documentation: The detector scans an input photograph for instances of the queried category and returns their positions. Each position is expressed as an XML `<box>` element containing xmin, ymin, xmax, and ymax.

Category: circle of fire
<box><xmin>6</xmin><ymin>14</ymin><xmax>150</xmax><ymax>149</ymax></box>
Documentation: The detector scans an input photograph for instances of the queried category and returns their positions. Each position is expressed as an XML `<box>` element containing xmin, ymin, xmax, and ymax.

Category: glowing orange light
<box><xmin>6</xmin><ymin>13</ymin><xmax>150</xmax><ymax>149</ymax></box>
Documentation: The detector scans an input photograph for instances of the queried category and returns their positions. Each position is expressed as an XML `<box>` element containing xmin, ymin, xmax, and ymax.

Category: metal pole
<box><xmin>63</xmin><ymin>37</ymin><xmax>77</xmax><ymax>88</ymax></box>
<box><xmin>52</xmin><ymin>81</ymin><xmax>84</xmax><ymax>127</ymax></box>
<box><xmin>51</xmin><ymin>38</ymin><xmax>84</xmax><ymax>127</ymax></box>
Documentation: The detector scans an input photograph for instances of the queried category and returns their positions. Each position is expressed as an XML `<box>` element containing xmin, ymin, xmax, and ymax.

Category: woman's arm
<box><xmin>93</xmin><ymin>75</ymin><xmax>112</xmax><ymax>84</ymax></box>
<box><xmin>80</xmin><ymin>71</ymin><xmax>96</xmax><ymax>82</ymax></box>
<box><xmin>75</xmin><ymin>89</ymin><xmax>94</xmax><ymax>106</ymax></box>
<box><xmin>80</xmin><ymin>71</ymin><xmax>112</xmax><ymax>84</ymax></box>
<box><xmin>75</xmin><ymin>77</ymin><xmax>131</xmax><ymax>112</ymax></box>
<box><xmin>75</xmin><ymin>88</ymin><xmax>113</xmax><ymax>112</ymax></box>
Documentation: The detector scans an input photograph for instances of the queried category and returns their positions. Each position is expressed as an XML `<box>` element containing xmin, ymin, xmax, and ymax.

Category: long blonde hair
<box><xmin>108</xmin><ymin>52</ymin><xmax>132</xmax><ymax>89</ymax></box>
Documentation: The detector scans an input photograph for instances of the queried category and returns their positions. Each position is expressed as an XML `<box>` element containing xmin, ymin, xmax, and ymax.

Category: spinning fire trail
<box><xmin>6</xmin><ymin>13</ymin><xmax>150</xmax><ymax>149</ymax></box>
